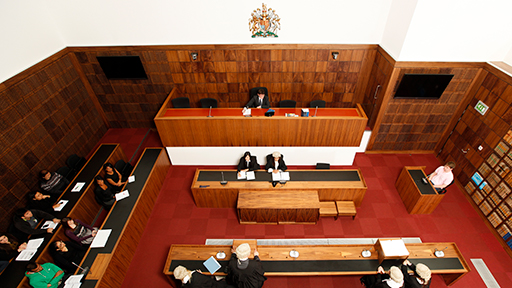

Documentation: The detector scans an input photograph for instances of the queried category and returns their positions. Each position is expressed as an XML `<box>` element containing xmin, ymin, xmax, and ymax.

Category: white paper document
<box><xmin>16</xmin><ymin>249</ymin><xmax>37</xmax><ymax>261</ymax></box>
<box><xmin>90</xmin><ymin>229</ymin><xmax>112</xmax><ymax>248</ymax></box>
<box><xmin>65</xmin><ymin>274</ymin><xmax>84</xmax><ymax>286</ymax></box>
<box><xmin>71</xmin><ymin>182</ymin><xmax>86</xmax><ymax>192</ymax></box>
<box><xmin>63</xmin><ymin>284</ymin><xmax>81</xmax><ymax>288</ymax></box>
<box><xmin>41</xmin><ymin>220</ymin><xmax>58</xmax><ymax>230</ymax></box>
<box><xmin>115</xmin><ymin>190</ymin><xmax>130</xmax><ymax>201</ymax></box>
<box><xmin>242</xmin><ymin>108</ymin><xmax>251</xmax><ymax>116</ymax></box>
<box><xmin>246</xmin><ymin>171</ymin><xmax>255</xmax><ymax>180</ymax></box>
<box><xmin>380</xmin><ymin>239</ymin><xmax>410</xmax><ymax>256</ymax></box>
<box><xmin>26</xmin><ymin>238</ymin><xmax>44</xmax><ymax>249</ymax></box>
<box><xmin>128</xmin><ymin>175</ymin><xmax>135</xmax><ymax>183</ymax></box>
<box><xmin>237</xmin><ymin>171</ymin><xmax>247</xmax><ymax>179</ymax></box>
<box><xmin>53</xmin><ymin>200</ymin><xmax>69</xmax><ymax>211</ymax></box>
<box><xmin>272</xmin><ymin>172</ymin><xmax>290</xmax><ymax>181</ymax></box>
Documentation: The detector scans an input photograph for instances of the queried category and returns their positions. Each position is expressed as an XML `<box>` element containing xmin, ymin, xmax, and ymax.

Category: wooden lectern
<box><xmin>374</xmin><ymin>239</ymin><xmax>409</xmax><ymax>264</ymax></box>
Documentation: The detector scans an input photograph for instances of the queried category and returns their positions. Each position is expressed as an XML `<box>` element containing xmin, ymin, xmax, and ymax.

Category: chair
<box><xmin>200</xmin><ymin>98</ymin><xmax>218</xmax><ymax>108</ymax></box>
<box><xmin>66</xmin><ymin>154</ymin><xmax>86</xmax><ymax>172</ymax></box>
<box><xmin>279</xmin><ymin>100</ymin><xmax>296</xmax><ymax>108</ymax></box>
<box><xmin>115</xmin><ymin>159</ymin><xmax>134</xmax><ymax>180</ymax></box>
<box><xmin>310</xmin><ymin>100</ymin><xmax>326</xmax><ymax>108</ymax></box>
<box><xmin>171</xmin><ymin>97</ymin><xmax>191</xmax><ymax>108</ymax></box>
<box><xmin>438</xmin><ymin>179</ymin><xmax>454</xmax><ymax>194</ymax></box>
<box><xmin>250</xmin><ymin>87</ymin><xmax>269</xmax><ymax>98</ymax></box>
<box><xmin>316</xmin><ymin>163</ymin><xmax>330</xmax><ymax>169</ymax></box>
<box><xmin>57</xmin><ymin>166</ymin><xmax>75</xmax><ymax>181</ymax></box>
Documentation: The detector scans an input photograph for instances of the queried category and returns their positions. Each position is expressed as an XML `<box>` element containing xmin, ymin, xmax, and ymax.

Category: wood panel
<box><xmin>191</xmin><ymin>169</ymin><xmax>367</xmax><ymax>208</ymax></box>
<box><xmin>97</xmin><ymin>149</ymin><xmax>170</xmax><ymax>288</ymax></box>
<box><xmin>368</xmin><ymin>63</ymin><xmax>482</xmax><ymax>152</ymax></box>
<box><xmin>0</xmin><ymin>52</ymin><xmax>108</xmax><ymax>232</ymax></box>
<box><xmin>164</xmin><ymin>242</ymin><xmax>470</xmax><ymax>286</ymax></box>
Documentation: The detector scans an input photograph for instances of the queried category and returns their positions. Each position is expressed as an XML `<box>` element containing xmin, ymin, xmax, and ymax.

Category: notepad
<box><xmin>272</xmin><ymin>172</ymin><xmax>290</xmax><ymax>181</ymax></box>
<box><xmin>41</xmin><ymin>220</ymin><xmax>58</xmax><ymax>230</ymax></box>
<box><xmin>90</xmin><ymin>229</ymin><xmax>112</xmax><ymax>248</ymax></box>
<box><xmin>71</xmin><ymin>182</ymin><xmax>86</xmax><ymax>192</ymax></box>
<box><xmin>203</xmin><ymin>256</ymin><xmax>221</xmax><ymax>274</ymax></box>
<box><xmin>246</xmin><ymin>171</ymin><xmax>255</xmax><ymax>180</ymax></box>
<box><xmin>115</xmin><ymin>190</ymin><xmax>130</xmax><ymax>201</ymax></box>
<box><xmin>53</xmin><ymin>200</ymin><xmax>69</xmax><ymax>211</ymax></box>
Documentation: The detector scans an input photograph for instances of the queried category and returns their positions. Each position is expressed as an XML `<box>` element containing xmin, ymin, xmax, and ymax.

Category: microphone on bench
<box><xmin>220</xmin><ymin>172</ymin><xmax>227</xmax><ymax>185</ymax></box>
<box><xmin>72</xmin><ymin>262</ymin><xmax>90</xmax><ymax>275</ymax></box>
<box><xmin>207</xmin><ymin>106</ymin><xmax>213</xmax><ymax>117</ymax></box>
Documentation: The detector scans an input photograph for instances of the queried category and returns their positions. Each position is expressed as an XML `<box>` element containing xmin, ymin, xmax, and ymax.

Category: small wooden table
<box><xmin>237</xmin><ymin>191</ymin><xmax>320</xmax><ymax>224</ymax></box>
<box><xmin>395</xmin><ymin>166</ymin><xmax>444</xmax><ymax>214</ymax></box>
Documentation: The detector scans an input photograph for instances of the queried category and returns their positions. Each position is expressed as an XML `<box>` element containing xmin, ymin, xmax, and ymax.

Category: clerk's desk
<box><xmin>0</xmin><ymin>144</ymin><xmax>127</xmax><ymax>288</ymax></box>
<box><xmin>78</xmin><ymin>148</ymin><xmax>170</xmax><ymax>288</ymax></box>
<box><xmin>163</xmin><ymin>242</ymin><xmax>469</xmax><ymax>286</ymax></box>
<box><xmin>395</xmin><ymin>166</ymin><xmax>445</xmax><ymax>214</ymax></box>
<box><xmin>154</xmin><ymin>90</ymin><xmax>368</xmax><ymax>147</ymax></box>
<box><xmin>191</xmin><ymin>169</ymin><xmax>367</xmax><ymax>208</ymax></box>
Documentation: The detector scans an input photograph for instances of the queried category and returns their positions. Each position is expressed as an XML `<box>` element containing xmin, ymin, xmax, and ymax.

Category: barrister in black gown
<box><xmin>401</xmin><ymin>260</ymin><xmax>431</xmax><ymax>288</ymax></box>
<box><xmin>265</xmin><ymin>151</ymin><xmax>287</xmax><ymax>173</ymax></box>
<box><xmin>237</xmin><ymin>152</ymin><xmax>260</xmax><ymax>174</ymax></box>
<box><xmin>227</xmin><ymin>243</ymin><xmax>267</xmax><ymax>288</ymax></box>
<box><xmin>173</xmin><ymin>265</ymin><xmax>234</xmax><ymax>288</ymax></box>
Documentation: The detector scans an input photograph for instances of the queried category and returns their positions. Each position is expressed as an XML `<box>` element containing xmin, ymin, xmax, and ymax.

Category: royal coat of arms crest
<box><xmin>249</xmin><ymin>3</ymin><xmax>280</xmax><ymax>38</ymax></box>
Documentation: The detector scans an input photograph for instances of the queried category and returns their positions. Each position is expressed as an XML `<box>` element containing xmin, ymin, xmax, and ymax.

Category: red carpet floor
<box><xmin>97</xmin><ymin>130</ymin><xmax>512</xmax><ymax>287</ymax></box>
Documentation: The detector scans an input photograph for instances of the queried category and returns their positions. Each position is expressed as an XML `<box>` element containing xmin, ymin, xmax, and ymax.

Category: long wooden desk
<box><xmin>395</xmin><ymin>166</ymin><xmax>445</xmax><ymax>214</ymax></box>
<box><xmin>237</xmin><ymin>191</ymin><xmax>320</xmax><ymax>224</ymax></box>
<box><xmin>79</xmin><ymin>148</ymin><xmax>170</xmax><ymax>288</ymax></box>
<box><xmin>163</xmin><ymin>242</ymin><xmax>469</xmax><ymax>286</ymax></box>
<box><xmin>191</xmin><ymin>169</ymin><xmax>367</xmax><ymax>208</ymax></box>
<box><xmin>0</xmin><ymin>144</ymin><xmax>127</xmax><ymax>288</ymax></box>
<box><xmin>154</xmin><ymin>90</ymin><xmax>368</xmax><ymax>147</ymax></box>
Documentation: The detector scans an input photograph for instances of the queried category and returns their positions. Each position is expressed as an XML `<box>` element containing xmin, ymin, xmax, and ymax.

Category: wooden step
<box><xmin>336</xmin><ymin>201</ymin><xmax>357</xmax><ymax>219</ymax></box>
<box><xmin>319</xmin><ymin>201</ymin><xmax>338</xmax><ymax>220</ymax></box>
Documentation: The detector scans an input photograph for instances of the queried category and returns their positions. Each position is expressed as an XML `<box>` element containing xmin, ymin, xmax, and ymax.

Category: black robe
<box><xmin>183</xmin><ymin>272</ymin><xmax>234</xmax><ymax>288</ymax></box>
<box><xmin>227</xmin><ymin>253</ymin><xmax>267</xmax><ymax>288</ymax></box>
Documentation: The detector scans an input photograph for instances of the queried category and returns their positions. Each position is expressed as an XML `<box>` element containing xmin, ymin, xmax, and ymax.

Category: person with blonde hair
<box><xmin>173</xmin><ymin>265</ymin><xmax>233</xmax><ymax>288</ymax></box>
<box><xmin>401</xmin><ymin>260</ymin><xmax>431</xmax><ymax>288</ymax></box>
<box><xmin>374</xmin><ymin>265</ymin><xmax>404</xmax><ymax>288</ymax></box>
<box><xmin>227</xmin><ymin>243</ymin><xmax>267</xmax><ymax>288</ymax></box>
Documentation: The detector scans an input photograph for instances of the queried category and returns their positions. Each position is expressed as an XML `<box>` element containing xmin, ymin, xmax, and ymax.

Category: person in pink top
<box><xmin>428</xmin><ymin>161</ymin><xmax>455</xmax><ymax>192</ymax></box>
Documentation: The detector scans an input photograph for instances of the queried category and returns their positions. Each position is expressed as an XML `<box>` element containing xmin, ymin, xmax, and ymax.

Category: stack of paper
<box><xmin>380</xmin><ymin>239</ymin><xmax>409</xmax><ymax>256</ymax></box>
<box><xmin>16</xmin><ymin>238</ymin><xmax>44</xmax><ymax>261</ymax></box>
<box><xmin>64</xmin><ymin>274</ymin><xmax>84</xmax><ymax>288</ymax></box>
<box><xmin>128</xmin><ymin>175</ymin><xmax>136</xmax><ymax>183</ymax></box>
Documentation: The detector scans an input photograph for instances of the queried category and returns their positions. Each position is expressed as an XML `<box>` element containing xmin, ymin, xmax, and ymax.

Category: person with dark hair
<box><xmin>428</xmin><ymin>161</ymin><xmax>456</xmax><ymax>191</ymax></box>
<box><xmin>27</xmin><ymin>191</ymin><xmax>61</xmax><ymax>214</ymax></box>
<box><xmin>401</xmin><ymin>260</ymin><xmax>431</xmax><ymax>288</ymax></box>
<box><xmin>173</xmin><ymin>265</ymin><xmax>235</xmax><ymax>288</ymax></box>
<box><xmin>39</xmin><ymin>169</ymin><xmax>69</xmax><ymax>195</ymax></box>
<box><xmin>227</xmin><ymin>243</ymin><xmax>267</xmax><ymax>288</ymax></box>
<box><xmin>12</xmin><ymin>209</ymin><xmax>60</xmax><ymax>237</ymax></box>
<box><xmin>94</xmin><ymin>175</ymin><xmax>116</xmax><ymax>209</ymax></box>
<box><xmin>0</xmin><ymin>233</ymin><xmax>27</xmax><ymax>272</ymax></box>
<box><xmin>61</xmin><ymin>217</ymin><xmax>97</xmax><ymax>246</ymax></box>
<box><xmin>237</xmin><ymin>151</ymin><xmax>260</xmax><ymax>176</ymax></box>
<box><xmin>50</xmin><ymin>240</ymin><xmax>87</xmax><ymax>273</ymax></box>
<box><xmin>265</xmin><ymin>151</ymin><xmax>287</xmax><ymax>174</ymax></box>
<box><xmin>25</xmin><ymin>261</ymin><xmax>64</xmax><ymax>288</ymax></box>
<box><xmin>103</xmin><ymin>163</ymin><xmax>126</xmax><ymax>192</ymax></box>
<box><xmin>245</xmin><ymin>89</ymin><xmax>270</xmax><ymax>108</ymax></box>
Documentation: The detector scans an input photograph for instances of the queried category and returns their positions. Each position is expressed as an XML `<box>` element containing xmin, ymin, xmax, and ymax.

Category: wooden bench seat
<box><xmin>336</xmin><ymin>201</ymin><xmax>357</xmax><ymax>219</ymax></box>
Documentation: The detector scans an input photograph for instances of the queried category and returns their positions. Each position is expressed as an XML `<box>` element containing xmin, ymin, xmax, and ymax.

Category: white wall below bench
<box><xmin>166</xmin><ymin>131</ymin><xmax>371</xmax><ymax>166</ymax></box>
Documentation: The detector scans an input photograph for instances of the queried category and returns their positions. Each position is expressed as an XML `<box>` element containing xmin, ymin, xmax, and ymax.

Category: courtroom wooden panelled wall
<box><xmin>0</xmin><ymin>52</ymin><xmax>108</xmax><ymax>232</ymax></box>
<box><xmin>71</xmin><ymin>44</ymin><xmax>377</xmax><ymax>128</ymax></box>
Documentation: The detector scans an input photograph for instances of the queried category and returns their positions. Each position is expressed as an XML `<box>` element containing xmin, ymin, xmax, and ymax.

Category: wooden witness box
<box><xmin>237</xmin><ymin>190</ymin><xmax>320</xmax><ymax>224</ymax></box>
<box><xmin>395</xmin><ymin>166</ymin><xmax>445</xmax><ymax>214</ymax></box>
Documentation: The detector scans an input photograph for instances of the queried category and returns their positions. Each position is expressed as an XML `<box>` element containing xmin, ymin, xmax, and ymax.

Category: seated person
<box><xmin>94</xmin><ymin>175</ymin><xmax>116</xmax><ymax>209</ymax></box>
<box><xmin>61</xmin><ymin>217</ymin><xmax>97</xmax><ymax>246</ymax></box>
<box><xmin>103</xmin><ymin>163</ymin><xmax>126</xmax><ymax>192</ymax></box>
<box><xmin>245</xmin><ymin>89</ymin><xmax>270</xmax><ymax>108</ymax></box>
<box><xmin>265</xmin><ymin>151</ymin><xmax>287</xmax><ymax>174</ymax></box>
<box><xmin>39</xmin><ymin>169</ymin><xmax>70</xmax><ymax>195</ymax></box>
<box><xmin>12</xmin><ymin>209</ymin><xmax>60</xmax><ymax>239</ymax></box>
<box><xmin>237</xmin><ymin>151</ymin><xmax>260</xmax><ymax>176</ymax></box>
<box><xmin>27</xmin><ymin>191</ymin><xmax>61</xmax><ymax>214</ymax></box>
<box><xmin>428</xmin><ymin>161</ymin><xmax>455</xmax><ymax>191</ymax></box>
<box><xmin>0</xmin><ymin>233</ymin><xmax>27</xmax><ymax>272</ymax></box>
<box><xmin>174</xmin><ymin>265</ymin><xmax>235</xmax><ymax>288</ymax></box>
<box><xmin>227</xmin><ymin>243</ymin><xmax>267</xmax><ymax>288</ymax></box>
<box><xmin>25</xmin><ymin>261</ymin><xmax>64</xmax><ymax>288</ymax></box>
<box><xmin>401</xmin><ymin>259</ymin><xmax>431</xmax><ymax>288</ymax></box>
<box><xmin>50</xmin><ymin>240</ymin><xmax>87</xmax><ymax>273</ymax></box>
<box><xmin>374</xmin><ymin>266</ymin><xmax>404</xmax><ymax>288</ymax></box>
